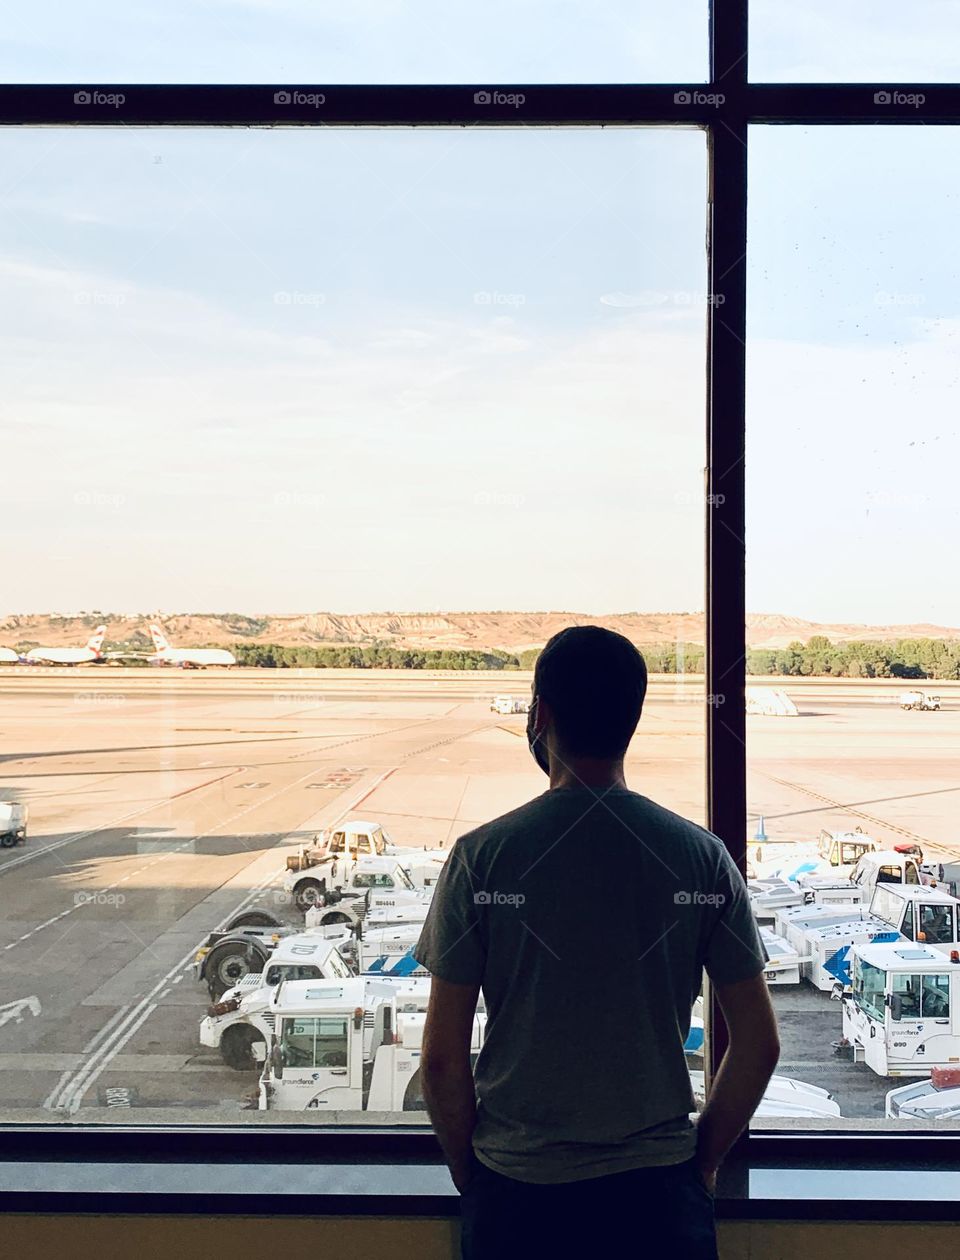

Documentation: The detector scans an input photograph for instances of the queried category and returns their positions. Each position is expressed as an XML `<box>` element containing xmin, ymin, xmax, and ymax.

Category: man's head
<box><xmin>526</xmin><ymin>625</ymin><xmax>648</xmax><ymax>776</ymax></box>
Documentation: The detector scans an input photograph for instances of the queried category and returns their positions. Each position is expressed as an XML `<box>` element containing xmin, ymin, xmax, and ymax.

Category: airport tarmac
<box><xmin>0</xmin><ymin>668</ymin><xmax>957</xmax><ymax>1123</ymax></box>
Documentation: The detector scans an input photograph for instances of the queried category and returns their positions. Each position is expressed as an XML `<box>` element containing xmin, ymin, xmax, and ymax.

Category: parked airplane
<box><xmin>23</xmin><ymin>626</ymin><xmax>107</xmax><ymax>665</ymax></box>
<box><xmin>0</xmin><ymin>647</ymin><xmax>18</xmax><ymax>663</ymax></box>
<box><xmin>148</xmin><ymin>625</ymin><xmax>236</xmax><ymax>668</ymax></box>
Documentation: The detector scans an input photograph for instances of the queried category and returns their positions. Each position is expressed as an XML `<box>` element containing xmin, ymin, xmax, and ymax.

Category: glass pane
<box><xmin>0</xmin><ymin>126</ymin><xmax>707</xmax><ymax>1121</ymax></box>
<box><xmin>751</xmin><ymin>0</ymin><xmax>960</xmax><ymax>81</ymax></box>
<box><xmin>747</xmin><ymin>127</ymin><xmax>960</xmax><ymax>1129</ymax></box>
<box><xmin>2</xmin><ymin>0</ymin><xmax>707</xmax><ymax>84</ymax></box>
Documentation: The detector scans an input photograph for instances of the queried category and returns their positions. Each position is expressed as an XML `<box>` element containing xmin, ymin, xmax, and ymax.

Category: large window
<box><xmin>3</xmin><ymin>0</ymin><xmax>960</xmax><ymax>1195</ymax></box>
<box><xmin>0</xmin><ymin>126</ymin><xmax>707</xmax><ymax>1121</ymax></box>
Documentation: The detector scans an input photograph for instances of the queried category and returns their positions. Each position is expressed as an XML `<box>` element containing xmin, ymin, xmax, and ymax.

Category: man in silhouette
<box><xmin>414</xmin><ymin>625</ymin><xmax>779</xmax><ymax>1258</ymax></box>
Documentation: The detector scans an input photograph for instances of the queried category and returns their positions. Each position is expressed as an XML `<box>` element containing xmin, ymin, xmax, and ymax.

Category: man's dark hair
<box><xmin>533</xmin><ymin>625</ymin><xmax>647</xmax><ymax>759</ymax></box>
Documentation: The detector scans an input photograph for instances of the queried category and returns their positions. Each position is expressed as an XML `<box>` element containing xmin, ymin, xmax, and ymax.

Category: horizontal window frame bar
<box><xmin>2</xmin><ymin>1127</ymin><xmax>960</xmax><ymax>1220</ymax></box>
<box><xmin>2</xmin><ymin>83</ymin><xmax>960</xmax><ymax>125</ymax></box>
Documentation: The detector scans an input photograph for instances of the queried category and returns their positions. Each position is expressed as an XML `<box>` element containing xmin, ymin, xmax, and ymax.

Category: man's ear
<box><xmin>534</xmin><ymin>695</ymin><xmax>551</xmax><ymax>737</ymax></box>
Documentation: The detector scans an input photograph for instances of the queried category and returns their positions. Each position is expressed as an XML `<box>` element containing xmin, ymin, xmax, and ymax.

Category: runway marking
<box><xmin>0</xmin><ymin>767</ymin><xmax>241</xmax><ymax>875</ymax></box>
<box><xmin>44</xmin><ymin>767</ymin><xmax>396</xmax><ymax>1114</ymax></box>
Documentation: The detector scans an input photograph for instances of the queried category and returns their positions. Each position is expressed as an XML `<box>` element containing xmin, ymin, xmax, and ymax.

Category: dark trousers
<box><xmin>460</xmin><ymin>1153</ymin><xmax>718</xmax><ymax>1259</ymax></box>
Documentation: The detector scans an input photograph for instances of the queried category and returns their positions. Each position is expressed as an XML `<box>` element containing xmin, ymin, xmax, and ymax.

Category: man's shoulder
<box><xmin>452</xmin><ymin>793</ymin><xmax>553</xmax><ymax>857</ymax></box>
<box><xmin>452</xmin><ymin>790</ymin><xmax>725</xmax><ymax>863</ymax></box>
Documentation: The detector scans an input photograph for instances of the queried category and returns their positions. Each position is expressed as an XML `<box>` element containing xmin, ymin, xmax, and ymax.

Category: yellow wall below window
<box><xmin>2</xmin><ymin>1215</ymin><xmax>958</xmax><ymax>1258</ymax></box>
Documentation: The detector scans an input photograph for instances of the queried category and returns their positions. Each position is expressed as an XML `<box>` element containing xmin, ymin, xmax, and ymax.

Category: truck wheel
<box><xmin>319</xmin><ymin>910</ymin><xmax>354</xmax><ymax>927</ymax></box>
<box><xmin>206</xmin><ymin>943</ymin><xmax>267</xmax><ymax>1001</ymax></box>
<box><xmin>0</xmin><ymin>833</ymin><xmax>16</xmax><ymax>848</ymax></box>
<box><xmin>294</xmin><ymin>879</ymin><xmax>324</xmax><ymax>915</ymax></box>
<box><xmin>226</xmin><ymin>908</ymin><xmax>282</xmax><ymax>930</ymax></box>
<box><xmin>221</xmin><ymin>1025</ymin><xmax>265</xmax><ymax>1071</ymax></box>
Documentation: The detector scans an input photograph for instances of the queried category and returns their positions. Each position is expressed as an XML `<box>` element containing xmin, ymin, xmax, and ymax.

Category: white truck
<box><xmin>490</xmin><ymin>695</ymin><xmax>530</xmax><ymax>715</ymax></box>
<box><xmin>257</xmin><ymin>976</ymin><xmax>487</xmax><ymax>1112</ymax></box>
<box><xmin>773</xmin><ymin>883</ymin><xmax>960</xmax><ymax>992</ymax></box>
<box><xmin>900</xmin><ymin>690</ymin><xmax>941</xmax><ymax>711</ymax></box>
<box><xmin>0</xmin><ymin>801</ymin><xmax>28</xmax><ymax>848</ymax></box>
<box><xmin>841</xmin><ymin>941</ymin><xmax>960</xmax><ymax>1077</ymax></box>
<box><xmin>201</xmin><ymin>936</ymin><xmax>357</xmax><ymax>1069</ymax></box>
<box><xmin>751</xmin><ymin>849</ymin><xmax>927</xmax><ymax>922</ymax></box>
<box><xmin>284</xmin><ymin>854</ymin><xmax>433</xmax><ymax>919</ymax></box>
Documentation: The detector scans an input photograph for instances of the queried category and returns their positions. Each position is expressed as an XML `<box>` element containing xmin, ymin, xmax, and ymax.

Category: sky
<box><xmin>1</xmin><ymin>4</ymin><xmax>959</xmax><ymax>626</ymax></box>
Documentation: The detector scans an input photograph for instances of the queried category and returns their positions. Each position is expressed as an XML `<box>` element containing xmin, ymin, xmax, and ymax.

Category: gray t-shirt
<box><xmin>413</xmin><ymin>787</ymin><xmax>766</xmax><ymax>1184</ymax></box>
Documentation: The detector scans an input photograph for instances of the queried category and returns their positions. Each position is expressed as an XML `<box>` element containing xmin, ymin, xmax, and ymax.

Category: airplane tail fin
<box><xmin>149</xmin><ymin>624</ymin><xmax>170</xmax><ymax>653</ymax></box>
<box><xmin>86</xmin><ymin>625</ymin><xmax>107</xmax><ymax>654</ymax></box>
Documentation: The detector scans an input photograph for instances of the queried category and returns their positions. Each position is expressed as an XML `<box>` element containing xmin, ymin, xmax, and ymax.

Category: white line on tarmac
<box><xmin>46</xmin><ymin>766</ymin><xmax>395</xmax><ymax>1113</ymax></box>
<box><xmin>42</xmin><ymin>1004</ymin><xmax>132</xmax><ymax>1110</ymax></box>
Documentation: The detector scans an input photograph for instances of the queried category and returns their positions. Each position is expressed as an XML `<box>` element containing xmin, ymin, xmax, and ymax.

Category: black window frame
<box><xmin>4</xmin><ymin>0</ymin><xmax>960</xmax><ymax>1216</ymax></box>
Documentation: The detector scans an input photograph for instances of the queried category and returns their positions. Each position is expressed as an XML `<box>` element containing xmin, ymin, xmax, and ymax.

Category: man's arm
<box><xmin>420</xmin><ymin>975</ymin><xmax>482</xmax><ymax>1192</ymax></box>
<box><xmin>695</xmin><ymin>971</ymin><xmax>780</xmax><ymax>1191</ymax></box>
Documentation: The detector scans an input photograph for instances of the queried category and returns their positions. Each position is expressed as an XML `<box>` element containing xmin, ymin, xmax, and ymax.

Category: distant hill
<box><xmin>2</xmin><ymin>610</ymin><xmax>960</xmax><ymax>654</ymax></box>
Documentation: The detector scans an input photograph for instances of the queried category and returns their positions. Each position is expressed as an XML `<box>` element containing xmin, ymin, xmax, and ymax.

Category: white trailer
<box><xmin>0</xmin><ymin>801</ymin><xmax>27</xmax><ymax>848</ymax></box>
<box><xmin>688</xmin><ymin>1070</ymin><xmax>841</xmax><ymax>1119</ymax></box>
<box><xmin>257</xmin><ymin>977</ymin><xmax>487</xmax><ymax>1112</ymax></box>
<box><xmin>841</xmin><ymin>941</ymin><xmax>960</xmax><ymax>1077</ymax></box>
<box><xmin>759</xmin><ymin>925</ymin><xmax>807</xmax><ymax>986</ymax></box>
<box><xmin>745</xmin><ymin>687</ymin><xmax>799</xmax><ymax>717</ymax></box>
<box><xmin>886</xmin><ymin>1068</ymin><xmax>960</xmax><ymax>1118</ymax></box>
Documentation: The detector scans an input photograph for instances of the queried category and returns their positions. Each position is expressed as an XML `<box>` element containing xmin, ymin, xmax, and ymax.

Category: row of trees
<box><xmin>229</xmin><ymin>636</ymin><xmax>960</xmax><ymax>678</ymax></box>
<box><xmin>231</xmin><ymin>643</ymin><xmax>523</xmax><ymax>670</ymax></box>
<box><xmin>745</xmin><ymin>636</ymin><xmax>960</xmax><ymax>680</ymax></box>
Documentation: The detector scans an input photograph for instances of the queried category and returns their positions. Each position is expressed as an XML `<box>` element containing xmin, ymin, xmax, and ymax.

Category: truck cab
<box><xmin>284</xmin><ymin>854</ymin><xmax>426</xmax><ymax>917</ymax></box>
<box><xmin>258</xmin><ymin>977</ymin><xmax>486</xmax><ymax>1113</ymax></box>
<box><xmin>842</xmin><ymin>941</ymin><xmax>960</xmax><ymax>1076</ymax></box>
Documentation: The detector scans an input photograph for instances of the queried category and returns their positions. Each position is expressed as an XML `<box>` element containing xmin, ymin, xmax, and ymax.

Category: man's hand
<box><xmin>696</xmin><ymin>1157</ymin><xmax>717</xmax><ymax>1197</ymax></box>
<box><xmin>451</xmin><ymin>1161</ymin><xmax>474</xmax><ymax>1194</ymax></box>
<box><xmin>696</xmin><ymin>971</ymin><xmax>780</xmax><ymax>1182</ymax></box>
<box><xmin>419</xmin><ymin>975</ymin><xmax>482</xmax><ymax>1189</ymax></box>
